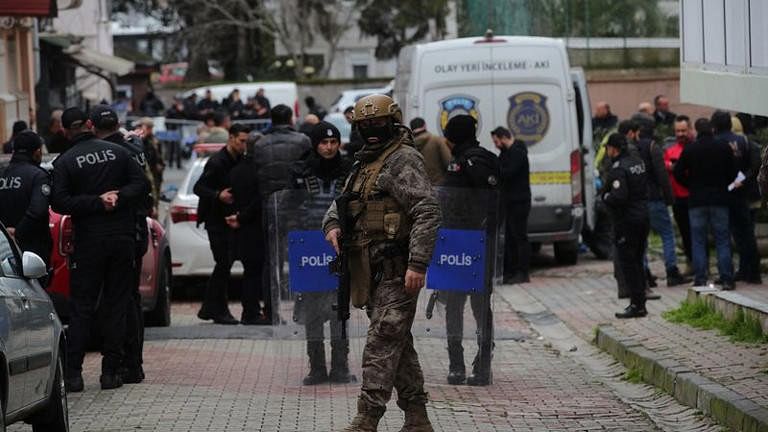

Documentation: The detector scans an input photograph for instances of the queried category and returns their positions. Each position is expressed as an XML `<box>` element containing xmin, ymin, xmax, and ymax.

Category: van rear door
<box><xmin>571</xmin><ymin>68</ymin><xmax>596</xmax><ymax>230</ymax></box>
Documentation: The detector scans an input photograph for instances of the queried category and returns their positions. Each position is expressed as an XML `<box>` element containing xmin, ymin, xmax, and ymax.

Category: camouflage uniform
<box><xmin>323</xmin><ymin>128</ymin><xmax>441</xmax><ymax>421</ymax></box>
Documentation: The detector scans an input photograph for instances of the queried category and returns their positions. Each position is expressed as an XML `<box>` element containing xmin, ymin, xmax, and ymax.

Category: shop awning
<box><xmin>40</xmin><ymin>33</ymin><xmax>134</xmax><ymax>76</ymax></box>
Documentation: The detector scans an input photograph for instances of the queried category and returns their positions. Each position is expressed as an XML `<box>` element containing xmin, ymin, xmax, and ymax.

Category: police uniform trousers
<box><xmin>443</xmin><ymin>291</ymin><xmax>494</xmax><ymax>372</ymax></box>
<box><xmin>360</xmin><ymin>256</ymin><xmax>427</xmax><ymax>411</ymax></box>
<box><xmin>613</xmin><ymin>222</ymin><xmax>649</xmax><ymax>308</ymax></box>
<box><xmin>67</xmin><ymin>235</ymin><xmax>135</xmax><ymax>377</ymax></box>
<box><xmin>123</xmin><ymin>224</ymin><xmax>148</xmax><ymax>372</ymax></box>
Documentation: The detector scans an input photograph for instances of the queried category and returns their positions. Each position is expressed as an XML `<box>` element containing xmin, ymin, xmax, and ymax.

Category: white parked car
<box><xmin>328</xmin><ymin>86</ymin><xmax>390</xmax><ymax>114</ymax></box>
<box><xmin>0</xmin><ymin>225</ymin><xmax>68</xmax><ymax>431</ymax></box>
<box><xmin>164</xmin><ymin>148</ymin><xmax>243</xmax><ymax>283</ymax></box>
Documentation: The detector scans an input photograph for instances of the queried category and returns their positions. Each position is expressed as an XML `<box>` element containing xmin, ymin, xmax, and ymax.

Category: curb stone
<box><xmin>596</xmin><ymin>324</ymin><xmax>768</xmax><ymax>431</ymax></box>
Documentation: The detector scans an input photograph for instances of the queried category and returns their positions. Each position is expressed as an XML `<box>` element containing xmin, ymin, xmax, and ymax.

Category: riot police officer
<box><xmin>0</xmin><ymin>130</ymin><xmax>52</xmax><ymax>266</ymax></box>
<box><xmin>601</xmin><ymin>133</ymin><xmax>650</xmax><ymax>319</ymax></box>
<box><xmin>323</xmin><ymin>95</ymin><xmax>441</xmax><ymax>431</ymax></box>
<box><xmin>91</xmin><ymin>105</ymin><xmax>152</xmax><ymax>384</ymax></box>
<box><xmin>441</xmin><ymin>115</ymin><xmax>499</xmax><ymax>386</ymax></box>
<box><xmin>51</xmin><ymin>107</ymin><xmax>149</xmax><ymax>391</ymax></box>
<box><xmin>293</xmin><ymin>121</ymin><xmax>355</xmax><ymax>385</ymax></box>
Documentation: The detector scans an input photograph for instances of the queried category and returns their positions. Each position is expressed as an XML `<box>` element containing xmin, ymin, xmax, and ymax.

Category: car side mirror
<box><xmin>160</xmin><ymin>187</ymin><xmax>178</xmax><ymax>203</ymax></box>
<box><xmin>22</xmin><ymin>251</ymin><xmax>48</xmax><ymax>279</ymax></box>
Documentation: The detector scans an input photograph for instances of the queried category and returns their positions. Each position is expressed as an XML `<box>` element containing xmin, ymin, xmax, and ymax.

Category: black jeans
<box><xmin>202</xmin><ymin>227</ymin><xmax>236</xmax><ymax>316</ymax></box>
<box><xmin>672</xmin><ymin>198</ymin><xmax>692</xmax><ymax>263</ymax></box>
<box><xmin>67</xmin><ymin>235</ymin><xmax>134</xmax><ymax>376</ymax></box>
<box><xmin>504</xmin><ymin>202</ymin><xmax>531</xmax><ymax>277</ymax></box>
<box><xmin>614</xmin><ymin>223</ymin><xmax>649</xmax><ymax>308</ymax></box>
<box><xmin>238</xmin><ymin>225</ymin><xmax>264</xmax><ymax>320</ymax></box>
<box><xmin>729</xmin><ymin>198</ymin><xmax>760</xmax><ymax>280</ymax></box>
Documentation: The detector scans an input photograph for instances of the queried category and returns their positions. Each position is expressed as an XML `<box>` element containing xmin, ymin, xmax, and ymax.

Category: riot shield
<box><xmin>414</xmin><ymin>186</ymin><xmax>504</xmax><ymax>385</ymax></box>
<box><xmin>264</xmin><ymin>189</ymin><xmax>367</xmax><ymax>387</ymax></box>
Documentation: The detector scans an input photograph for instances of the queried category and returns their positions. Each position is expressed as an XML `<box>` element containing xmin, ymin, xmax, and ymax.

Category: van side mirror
<box><xmin>22</xmin><ymin>251</ymin><xmax>48</xmax><ymax>279</ymax></box>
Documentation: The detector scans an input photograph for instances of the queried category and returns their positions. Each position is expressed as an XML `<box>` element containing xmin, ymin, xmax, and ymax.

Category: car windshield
<box><xmin>186</xmin><ymin>161</ymin><xmax>206</xmax><ymax>194</ymax></box>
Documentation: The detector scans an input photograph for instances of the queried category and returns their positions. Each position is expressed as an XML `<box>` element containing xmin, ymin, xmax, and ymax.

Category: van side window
<box><xmin>573</xmin><ymin>83</ymin><xmax>585</xmax><ymax>148</ymax></box>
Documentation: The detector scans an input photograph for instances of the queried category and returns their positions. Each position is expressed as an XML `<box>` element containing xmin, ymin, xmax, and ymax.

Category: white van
<box><xmin>181</xmin><ymin>81</ymin><xmax>300</xmax><ymax>120</ymax></box>
<box><xmin>395</xmin><ymin>34</ymin><xmax>596</xmax><ymax>264</ymax></box>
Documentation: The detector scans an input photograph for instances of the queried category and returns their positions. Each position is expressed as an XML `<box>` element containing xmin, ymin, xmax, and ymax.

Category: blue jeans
<box><xmin>689</xmin><ymin>206</ymin><xmax>733</xmax><ymax>284</ymax></box>
<box><xmin>648</xmin><ymin>200</ymin><xmax>679</xmax><ymax>274</ymax></box>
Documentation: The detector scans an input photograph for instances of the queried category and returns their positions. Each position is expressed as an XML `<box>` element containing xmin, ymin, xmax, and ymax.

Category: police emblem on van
<box><xmin>438</xmin><ymin>95</ymin><xmax>480</xmax><ymax>132</ymax></box>
<box><xmin>507</xmin><ymin>92</ymin><xmax>550</xmax><ymax>145</ymax></box>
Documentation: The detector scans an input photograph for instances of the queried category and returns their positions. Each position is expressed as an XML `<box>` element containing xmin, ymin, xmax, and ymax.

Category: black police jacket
<box><xmin>601</xmin><ymin>152</ymin><xmax>649</xmax><ymax>229</ymax></box>
<box><xmin>498</xmin><ymin>141</ymin><xmax>531</xmax><ymax>205</ymax></box>
<box><xmin>0</xmin><ymin>154</ymin><xmax>52</xmax><ymax>256</ymax></box>
<box><xmin>51</xmin><ymin>132</ymin><xmax>149</xmax><ymax>238</ymax></box>
<box><xmin>194</xmin><ymin>146</ymin><xmax>240</xmax><ymax>230</ymax></box>
<box><xmin>635</xmin><ymin>138</ymin><xmax>673</xmax><ymax>204</ymax></box>
<box><xmin>443</xmin><ymin>142</ymin><xmax>500</xmax><ymax>190</ymax></box>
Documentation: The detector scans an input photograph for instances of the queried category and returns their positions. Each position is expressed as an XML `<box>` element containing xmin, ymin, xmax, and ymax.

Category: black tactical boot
<box><xmin>329</xmin><ymin>339</ymin><xmax>357</xmax><ymax>383</ymax></box>
<box><xmin>100</xmin><ymin>373</ymin><xmax>124</xmax><ymax>390</ymax></box>
<box><xmin>302</xmin><ymin>341</ymin><xmax>328</xmax><ymax>385</ymax></box>
<box><xmin>446</xmin><ymin>341</ymin><xmax>466</xmax><ymax>385</ymax></box>
<box><xmin>397</xmin><ymin>400</ymin><xmax>434</xmax><ymax>432</ymax></box>
<box><xmin>466</xmin><ymin>345</ymin><xmax>492</xmax><ymax>386</ymax></box>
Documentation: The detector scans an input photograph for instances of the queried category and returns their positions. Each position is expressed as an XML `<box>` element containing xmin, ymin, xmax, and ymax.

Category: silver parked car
<box><xmin>0</xmin><ymin>225</ymin><xmax>68</xmax><ymax>431</ymax></box>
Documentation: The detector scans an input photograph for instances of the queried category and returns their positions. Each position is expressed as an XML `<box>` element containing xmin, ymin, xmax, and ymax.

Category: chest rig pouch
<box><xmin>343</xmin><ymin>143</ymin><xmax>410</xmax><ymax>307</ymax></box>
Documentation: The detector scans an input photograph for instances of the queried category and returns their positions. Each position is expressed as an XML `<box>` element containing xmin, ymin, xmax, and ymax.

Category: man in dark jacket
<box><xmin>491</xmin><ymin>126</ymin><xmax>531</xmax><ymax>284</ymax></box>
<box><xmin>92</xmin><ymin>105</ymin><xmax>153</xmax><ymax>384</ymax></box>
<box><xmin>674</xmin><ymin>118</ymin><xmax>737</xmax><ymax>290</ymax></box>
<box><xmin>712</xmin><ymin>111</ymin><xmax>761</xmax><ymax>284</ymax></box>
<box><xmin>0</xmin><ymin>130</ymin><xmax>52</xmax><ymax>264</ymax></box>
<box><xmin>634</xmin><ymin>119</ymin><xmax>689</xmax><ymax>287</ymax></box>
<box><xmin>601</xmin><ymin>133</ymin><xmax>650</xmax><ymax>319</ymax></box>
<box><xmin>442</xmin><ymin>115</ymin><xmax>499</xmax><ymax>387</ymax></box>
<box><xmin>3</xmin><ymin>121</ymin><xmax>28</xmax><ymax>154</ymax></box>
<box><xmin>52</xmin><ymin>107</ymin><xmax>148</xmax><ymax>392</ymax></box>
<box><xmin>411</xmin><ymin>117</ymin><xmax>451</xmax><ymax>185</ymax></box>
<box><xmin>193</xmin><ymin>124</ymin><xmax>250</xmax><ymax>324</ymax></box>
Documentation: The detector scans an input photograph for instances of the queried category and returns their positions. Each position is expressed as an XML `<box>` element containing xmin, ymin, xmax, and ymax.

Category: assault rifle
<box><xmin>329</xmin><ymin>193</ymin><xmax>356</xmax><ymax>339</ymax></box>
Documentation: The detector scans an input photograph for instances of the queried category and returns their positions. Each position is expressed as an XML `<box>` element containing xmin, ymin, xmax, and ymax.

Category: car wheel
<box><xmin>554</xmin><ymin>240</ymin><xmax>579</xmax><ymax>265</ymax></box>
<box><xmin>145</xmin><ymin>256</ymin><xmax>172</xmax><ymax>327</ymax></box>
<box><xmin>32</xmin><ymin>352</ymin><xmax>68</xmax><ymax>432</ymax></box>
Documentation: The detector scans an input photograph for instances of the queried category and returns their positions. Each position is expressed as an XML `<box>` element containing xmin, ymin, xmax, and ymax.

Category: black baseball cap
<box><xmin>310</xmin><ymin>121</ymin><xmax>341</xmax><ymax>147</ymax></box>
<box><xmin>12</xmin><ymin>130</ymin><xmax>44</xmax><ymax>154</ymax></box>
<box><xmin>61</xmin><ymin>107</ymin><xmax>88</xmax><ymax>129</ymax></box>
<box><xmin>89</xmin><ymin>105</ymin><xmax>119</xmax><ymax>130</ymax></box>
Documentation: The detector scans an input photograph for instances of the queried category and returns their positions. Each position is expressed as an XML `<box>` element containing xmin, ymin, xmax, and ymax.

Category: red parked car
<box><xmin>1</xmin><ymin>154</ymin><xmax>172</xmax><ymax>326</ymax></box>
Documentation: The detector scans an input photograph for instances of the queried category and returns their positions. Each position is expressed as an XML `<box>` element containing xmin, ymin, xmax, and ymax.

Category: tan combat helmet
<box><xmin>353</xmin><ymin>94</ymin><xmax>402</xmax><ymax>124</ymax></box>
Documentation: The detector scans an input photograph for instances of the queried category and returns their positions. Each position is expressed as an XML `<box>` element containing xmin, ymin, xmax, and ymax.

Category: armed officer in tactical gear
<box><xmin>323</xmin><ymin>94</ymin><xmax>441</xmax><ymax>432</ymax></box>
<box><xmin>441</xmin><ymin>115</ymin><xmax>499</xmax><ymax>387</ymax></box>
<box><xmin>601</xmin><ymin>133</ymin><xmax>650</xmax><ymax>319</ymax></box>
<box><xmin>0</xmin><ymin>130</ymin><xmax>52</xmax><ymax>267</ymax></box>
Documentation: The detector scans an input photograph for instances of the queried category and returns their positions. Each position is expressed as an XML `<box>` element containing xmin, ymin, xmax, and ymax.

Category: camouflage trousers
<box><xmin>359</xmin><ymin>275</ymin><xmax>427</xmax><ymax>411</ymax></box>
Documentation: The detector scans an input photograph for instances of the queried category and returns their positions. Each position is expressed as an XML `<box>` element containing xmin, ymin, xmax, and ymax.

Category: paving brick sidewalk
<box><xmin>520</xmin><ymin>261</ymin><xmax>768</xmax><ymax>410</ymax></box>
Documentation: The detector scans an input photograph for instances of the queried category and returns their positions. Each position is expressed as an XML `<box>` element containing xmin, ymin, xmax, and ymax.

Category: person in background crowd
<box><xmin>226</xmin><ymin>129</ymin><xmax>268</xmax><ymax>326</ymax></box>
<box><xmin>53</xmin><ymin>107</ymin><xmax>148</xmax><ymax>392</ymax></box>
<box><xmin>183</xmin><ymin>93</ymin><xmax>199</xmax><ymax>119</ymax></box>
<box><xmin>442</xmin><ymin>114</ymin><xmax>499</xmax><ymax>387</ymax></box>
<box><xmin>298</xmin><ymin>114</ymin><xmax>320</xmax><ymax>137</ymax></box>
<box><xmin>43</xmin><ymin>109</ymin><xmax>69</xmax><ymax>153</ymax></box>
<box><xmin>224</xmin><ymin>89</ymin><xmax>245</xmax><ymax>119</ymax></box>
<box><xmin>305</xmin><ymin>96</ymin><xmax>327</xmax><ymax>120</ymax></box>
<box><xmin>674</xmin><ymin>118</ymin><xmax>737</xmax><ymax>290</ymax></box>
<box><xmin>3</xmin><ymin>121</ymin><xmax>28</xmax><ymax>153</ymax></box>
<box><xmin>0</xmin><ymin>130</ymin><xmax>52</xmax><ymax>267</ymax></box>
<box><xmin>252</xmin><ymin>104</ymin><xmax>312</xmax><ymax>323</ymax></box>
<box><xmin>664</xmin><ymin>115</ymin><xmax>694</xmax><ymax>270</ymax></box>
<box><xmin>491</xmin><ymin>126</ymin><xmax>531</xmax><ymax>285</ymax></box>
<box><xmin>411</xmin><ymin>117</ymin><xmax>451</xmax><ymax>185</ymax></box>
<box><xmin>197</xmin><ymin>89</ymin><xmax>219</xmax><ymax>117</ymax></box>
<box><xmin>193</xmin><ymin>124</ymin><xmax>249</xmax><ymax>325</ymax></box>
<box><xmin>601</xmin><ymin>133</ymin><xmax>649</xmax><ymax>319</ymax></box>
<box><xmin>634</xmin><ymin>116</ymin><xmax>689</xmax><ymax>287</ymax></box>
<box><xmin>139</xmin><ymin>91</ymin><xmax>165</xmax><ymax>117</ymax></box>
<box><xmin>166</xmin><ymin>98</ymin><xmax>186</xmax><ymax>120</ymax></box>
<box><xmin>344</xmin><ymin>106</ymin><xmax>364</xmax><ymax>158</ymax></box>
<box><xmin>637</xmin><ymin>102</ymin><xmax>654</xmax><ymax>116</ymax></box>
<box><xmin>136</xmin><ymin>117</ymin><xmax>165</xmax><ymax>203</ymax></box>
<box><xmin>291</xmin><ymin>121</ymin><xmax>355</xmax><ymax>386</ymax></box>
<box><xmin>255</xmin><ymin>88</ymin><xmax>271</xmax><ymax>113</ymax></box>
<box><xmin>653</xmin><ymin>95</ymin><xmax>676</xmax><ymax>126</ymax></box>
<box><xmin>712</xmin><ymin>111</ymin><xmax>762</xmax><ymax>284</ymax></box>
<box><xmin>204</xmin><ymin>111</ymin><xmax>233</xmax><ymax>144</ymax></box>
<box><xmin>592</xmin><ymin>101</ymin><xmax>618</xmax><ymax>141</ymax></box>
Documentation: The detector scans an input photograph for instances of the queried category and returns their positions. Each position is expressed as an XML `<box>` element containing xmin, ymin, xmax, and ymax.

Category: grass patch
<box><xmin>623</xmin><ymin>366</ymin><xmax>644</xmax><ymax>384</ymax></box>
<box><xmin>663</xmin><ymin>300</ymin><xmax>768</xmax><ymax>344</ymax></box>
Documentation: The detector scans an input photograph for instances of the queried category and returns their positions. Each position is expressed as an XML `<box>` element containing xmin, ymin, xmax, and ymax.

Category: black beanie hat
<box><xmin>443</xmin><ymin>114</ymin><xmax>477</xmax><ymax>144</ymax></box>
<box><xmin>12</xmin><ymin>130</ymin><xmax>44</xmax><ymax>154</ymax></box>
<box><xmin>310</xmin><ymin>121</ymin><xmax>341</xmax><ymax>147</ymax></box>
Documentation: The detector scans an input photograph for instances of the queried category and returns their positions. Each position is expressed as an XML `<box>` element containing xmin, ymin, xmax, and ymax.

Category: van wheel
<box><xmin>32</xmin><ymin>353</ymin><xmax>68</xmax><ymax>432</ymax></box>
<box><xmin>146</xmin><ymin>256</ymin><xmax>172</xmax><ymax>327</ymax></box>
<box><xmin>554</xmin><ymin>240</ymin><xmax>579</xmax><ymax>265</ymax></box>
